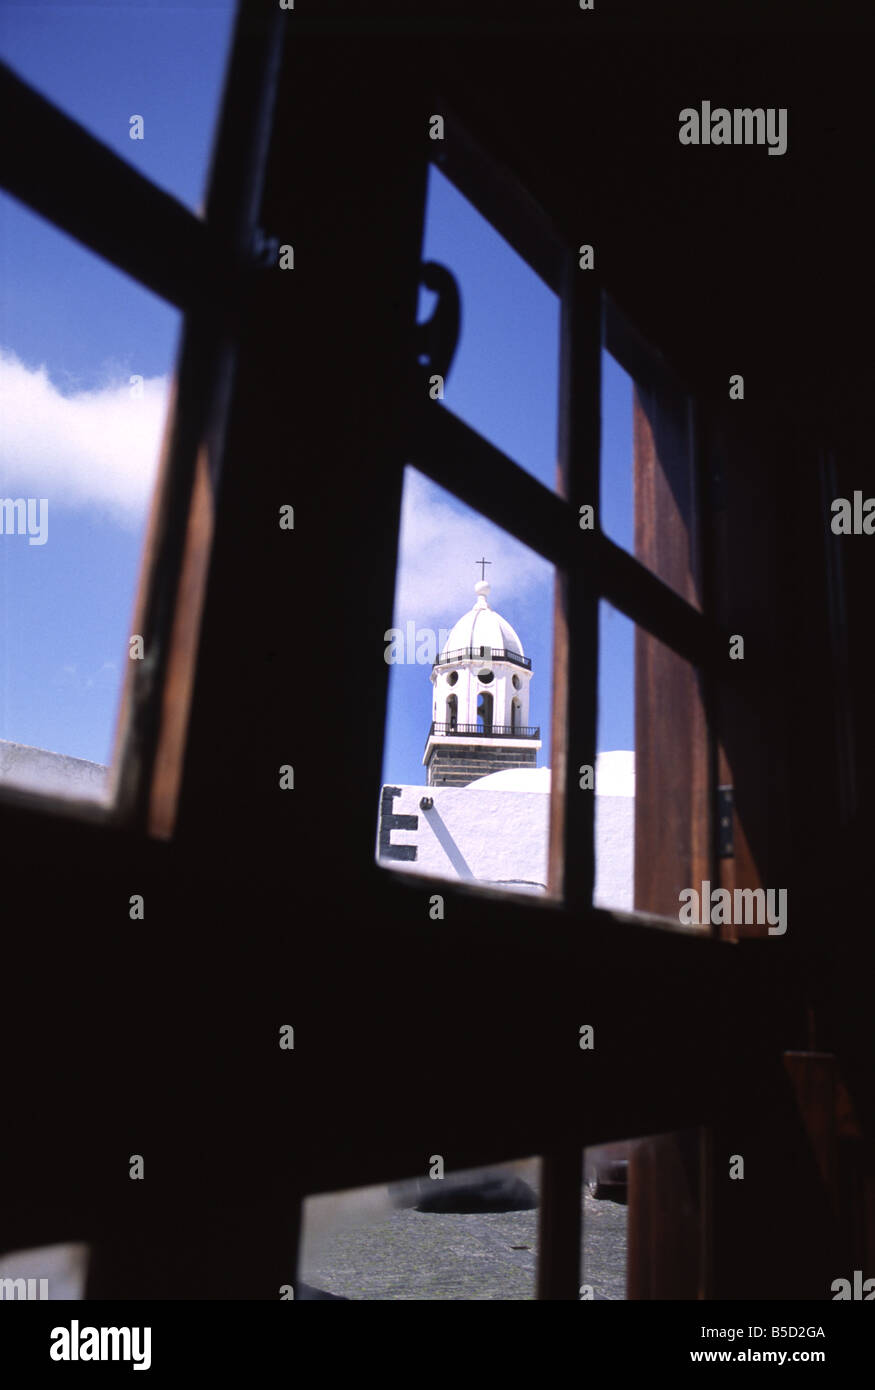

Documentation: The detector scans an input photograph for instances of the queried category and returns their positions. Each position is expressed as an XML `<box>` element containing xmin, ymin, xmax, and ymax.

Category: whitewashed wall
<box><xmin>0</xmin><ymin>738</ymin><xmax>108</xmax><ymax>801</ymax></box>
<box><xmin>378</xmin><ymin>753</ymin><xmax>635</xmax><ymax>910</ymax></box>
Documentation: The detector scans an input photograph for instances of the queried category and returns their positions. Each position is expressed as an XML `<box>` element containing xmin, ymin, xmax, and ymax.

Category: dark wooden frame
<box><xmin>0</xmin><ymin>3</ymin><xmax>284</xmax><ymax>836</ymax></box>
<box><xmin>398</xmin><ymin>103</ymin><xmax>721</xmax><ymax>1297</ymax></box>
<box><xmin>0</xmin><ymin>4</ymin><xmax>867</xmax><ymax>1307</ymax></box>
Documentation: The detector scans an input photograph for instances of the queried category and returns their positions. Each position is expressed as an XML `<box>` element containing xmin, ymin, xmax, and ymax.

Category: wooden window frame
<box><xmin>404</xmin><ymin>114</ymin><xmax>724</xmax><ymax>925</ymax></box>
<box><xmin>0</xmin><ymin>14</ymin><xmax>760</xmax><ymax>1304</ymax></box>
<box><xmin>389</xmin><ymin>111</ymin><xmax>728</xmax><ymax>1299</ymax></box>
<box><xmin>0</xmin><ymin>5</ymin><xmax>284</xmax><ymax>837</ymax></box>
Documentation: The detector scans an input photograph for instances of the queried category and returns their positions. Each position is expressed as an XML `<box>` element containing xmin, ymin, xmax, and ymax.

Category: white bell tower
<box><xmin>423</xmin><ymin>574</ymin><xmax>541</xmax><ymax>787</ymax></box>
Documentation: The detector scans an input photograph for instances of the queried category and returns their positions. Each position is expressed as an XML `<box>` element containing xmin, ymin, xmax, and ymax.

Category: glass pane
<box><xmin>600</xmin><ymin>333</ymin><xmax>700</xmax><ymax>609</ymax></box>
<box><xmin>0</xmin><ymin>194</ymin><xmax>180</xmax><ymax>800</ymax></box>
<box><xmin>598</xmin><ymin>600</ymin><xmax>709</xmax><ymax>925</ymax></box>
<box><xmin>420</xmin><ymin>164</ymin><xmax>561</xmax><ymax>491</ymax></box>
<box><xmin>581</xmin><ymin>1141</ymin><xmax>630</xmax><ymax>1300</ymax></box>
<box><xmin>595</xmin><ymin>601</ymin><xmax>636</xmax><ymax>911</ymax></box>
<box><xmin>582</xmin><ymin>1130</ymin><xmax>703</xmax><ymax>1301</ymax></box>
<box><xmin>600</xmin><ymin>346</ymin><xmax>634</xmax><ymax>552</ymax></box>
<box><xmin>300</xmin><ymin>1158</ymin><xmax>540</xmax><ymax>1300</ymax></box>
<box><xmin>377</xmin><ymin>466</ymin><xmax>554</xmax><ymax>897</ymax></box>
<box><xmin>0</xmin><ymin>0</ymin><xmax>237</xmax><ymax>213</ymax></box>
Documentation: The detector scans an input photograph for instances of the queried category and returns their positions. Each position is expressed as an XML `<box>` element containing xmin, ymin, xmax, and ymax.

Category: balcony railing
<box><xmin>433</xmin><ymin>646</ymin><xmax>531</xmax><ymax>670</ymax></box>
<box><xmin>428</xmin><ymin>721</ymin><xmax>540</xmax><ymax>739</ymax></box>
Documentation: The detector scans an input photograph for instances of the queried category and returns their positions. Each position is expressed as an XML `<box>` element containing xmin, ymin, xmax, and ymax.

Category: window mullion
<box><xmin>0</xmin><ymin>63</ymin><xmax>213</xmax><ymax>310</ymax></box>
<box><xmin>550</xmin><ymin>265</ymin><xmax>600</xmax><ymax>908</ymax></box>
<box><xmin>116</xmin><ymin>8</ymin><xmax>285</xmax><ymax>833</ymax></box>
<box><xmin>599</xmin><ymin>534</ymin><xmax>720</xmax><ymax>672</ymax></box>
<box><xmin>537</xmin><ymin>1147</ymin><xmax>583</xmax><ymax>1300</ymax></box>
<box><xmin>410</xmin><ymin>400</ymin><xmax>572</xmax><ymax>567</ymax></box>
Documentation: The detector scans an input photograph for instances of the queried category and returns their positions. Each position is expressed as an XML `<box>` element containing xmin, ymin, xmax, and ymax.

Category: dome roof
<box><xmin>467</xmin><ymin>753</ymin><xmax>636</xmax><ymax>797</ymax></box>
<box><xmin>468</xmin><ymin>766</ymin><xmax>551</xmax><ymax>793</ymax></box>
<box><xmin>439</xmin><ymin>582</ymin><xmax>525</xmax><ymax>661</ymax></box>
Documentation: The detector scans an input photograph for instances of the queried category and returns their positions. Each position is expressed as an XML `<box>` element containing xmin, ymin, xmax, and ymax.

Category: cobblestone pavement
<box><xmin>580</xmin><ymin>1191</ymin><xmax>628</xmax><ymax>1300</ymax></box>
<box><xmin>299</xmin><ymin>1189</ymin><xmax>627</xmax><ymax>1301</ymax></box>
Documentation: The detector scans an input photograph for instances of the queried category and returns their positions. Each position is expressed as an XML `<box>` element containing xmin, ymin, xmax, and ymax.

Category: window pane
<box><xmin>600</xmin><ymin>346</ymin><xmax>634</xmax><ymax>552</ymax></box>
<box><xmin>582</xmin><ymin>1129</ymin><xmax>703</xmax><ymax>1300</ymax></box>
<box><xmin>420</xmin><ymin>165</ymin><xmax>561</xmax><ymax>491</ymax></box>
<box><xmin>581</xmin><ymin>1140</ymin><xmax>630</xmax><ymax>1300</ymax></box>
<box><xmin>300</xmin><ymin>1158</ymin><xmax>540</xmax><ymax>1300</ymax></box>
<box><xmin>595</xmin><ymin>602</ymin><xmax>636</xmax><ymax>912</ymax></box>
<box><xmin>0</xmin><ymin>194</ymin><xmax>180</xmax><ymax>800</ymax></box>
<box><xmin>0</xmin><ymin>0</ymin><xmax>237</xmax><ymax>213</ymax></box>
<box><xmin>598</xmin><ymin>600</ymin><xmax>709</xmax><ymax>925</ymax></box>
<box><xmin>601</xmin><ymin>317</ymin><xmax>701</xmax><ymax>609</ymax></box>
<box><xmin>378</xmin><ymin>466</ymin><xmax>554</xmax><ymax>897</ymax></box>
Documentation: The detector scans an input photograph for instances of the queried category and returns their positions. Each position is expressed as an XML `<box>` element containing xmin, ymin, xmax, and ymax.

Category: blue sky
<box><xmin>381</xmin><ymin>165</ymin><xmax>637</xmax><ymax>787</ymax></box>
<box><xmin>0</xmin><ymin>0</ymin><xmax>236</xmax><ymax>765</ymax></box>
<box><xmin>0</xmin><ymin>1</ymin><xmax>636</xmax><ymax>789</ymax></box>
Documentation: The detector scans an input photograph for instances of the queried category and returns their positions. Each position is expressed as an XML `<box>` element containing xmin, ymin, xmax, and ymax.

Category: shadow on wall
<box><xmin>377</xmin><ymin>753</ymin><xmax>635</xmax><ymax>909</ymax></box>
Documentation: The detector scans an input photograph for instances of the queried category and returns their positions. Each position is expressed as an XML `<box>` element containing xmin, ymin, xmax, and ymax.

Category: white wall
<box><xmin>0</xmin><ymin>738</ymin><xmax>108</xmax><ymax>801</ymax></box>
<box><xmin>379</xmin><ymin>755</ymin><xmax>635</xmax><ymax>910</ymax></box>
<box><xmin>593</xmin><ymin>795</ymin><xmax>635</xmax><ymax>910</ymax></box>
<box><xmin>383</xmin><ymin>783</ymin><xmax>551</xmax><ymax>891</ymax></box>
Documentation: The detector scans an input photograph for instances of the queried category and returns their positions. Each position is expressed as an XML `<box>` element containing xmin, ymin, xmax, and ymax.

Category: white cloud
<box><xmin>392</xmin><ymin>465</ymin><xmax>552</xmax><ymax>628</ymax></box>
<box><xmin>0</xmin><ymin>348</ymin><xmax>170</xmax><ymax>526</ymax></box>
<box><xmin>54</xmin><ymin>660</ymin><xmax>119</xmax><ymax>693</ymax></box>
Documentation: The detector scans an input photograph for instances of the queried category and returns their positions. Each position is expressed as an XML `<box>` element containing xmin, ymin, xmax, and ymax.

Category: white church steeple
<box><xmin>423</xmin><ymin>570</ymin><xmax>541</xmax><ymax>787</ymax></box>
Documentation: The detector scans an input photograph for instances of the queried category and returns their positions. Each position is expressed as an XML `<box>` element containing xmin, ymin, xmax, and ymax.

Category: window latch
<box><xmin>415</xmin><ymin>260</ymin><xmax>460</xmax><ymax>383</ymax></box>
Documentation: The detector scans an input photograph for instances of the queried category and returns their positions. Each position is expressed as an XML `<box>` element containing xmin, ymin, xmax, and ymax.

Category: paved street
<box><xmin>300</xmin><ymin>1177</ymin><xmax>627</xmax><ymax>1300</ymax></box>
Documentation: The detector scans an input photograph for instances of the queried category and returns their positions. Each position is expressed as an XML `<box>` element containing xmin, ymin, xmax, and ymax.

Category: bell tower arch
<box><xmin>424</xmin><ymin>577</ymin><xmax>541</xmax><ymax>787</ymax></box>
